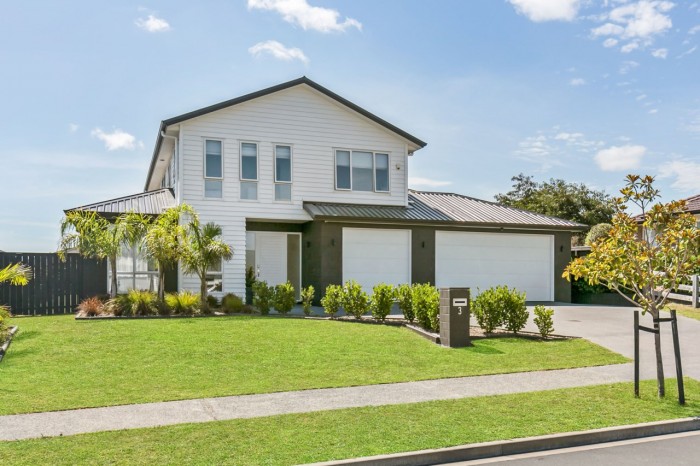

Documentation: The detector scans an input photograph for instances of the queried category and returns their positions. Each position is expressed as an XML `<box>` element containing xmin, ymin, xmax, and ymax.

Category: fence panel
<box><xmin>0</xmin><ymin>252</ymin><xmax>107</xmax><ymax>315</ymax></box>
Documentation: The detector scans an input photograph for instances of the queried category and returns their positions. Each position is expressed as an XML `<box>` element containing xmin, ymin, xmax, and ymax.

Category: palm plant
<box><xmin>59</xmin><ymin>210</ymin><xmax>149</xmax><ymax>297</ymax></box>
<box><xmin>0</xmin><ymin>262</ymin><xmax>32</xmax><ymax>286</ymax></box>
<box><xmin>142</xmin><ymin>204</ymin><xmax>195</xmax><ymax>300</ymax></box>
<box><xmin>181</xmin><ymin>218</ymin><xmax>233</xmax><ymax>306</ymax></box>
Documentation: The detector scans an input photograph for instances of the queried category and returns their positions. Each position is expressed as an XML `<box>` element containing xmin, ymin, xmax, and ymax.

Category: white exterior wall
<box><xmin>176</xmin><ymin>85</ymin><xmax>413</xmax><ymax>296</ymax></box>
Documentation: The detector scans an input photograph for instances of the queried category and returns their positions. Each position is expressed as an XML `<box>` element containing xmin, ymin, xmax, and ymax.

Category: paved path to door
<box><xmin>3</xmin><ymin>304</ymin><xmax>699</xmax><ymax>442</ymax></box>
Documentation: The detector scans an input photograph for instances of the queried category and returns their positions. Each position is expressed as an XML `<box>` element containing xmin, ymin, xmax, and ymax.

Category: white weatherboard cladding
<box><xmin>342</xmin><ymin>228</ymin><xmax>411</xmax><ymax>292</ymax></box>
<box><xmin>178</xmin><ymin>85</ymin><xmax>411</xmax><ymax>296</ymax></box>
<box><xmin>435</xmin><ymin>231</ymin><xmax>554</xmax><ymax>302</ymax></box>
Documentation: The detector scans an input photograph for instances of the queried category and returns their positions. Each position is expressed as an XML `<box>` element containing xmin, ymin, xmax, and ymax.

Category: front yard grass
<box><xmin>663</xmin><ymin>302</ymin><xmax>700</xmax><ymax>321</ymax></box>
<box><xmin>0</xmin><ymin>380</ymin><xmax>698</xmax><ymax>465</ymax></box>
<box><xmin>0</xmin><ymin>315</ymin><xmax>626</xmax><ymax>415</ymax></box>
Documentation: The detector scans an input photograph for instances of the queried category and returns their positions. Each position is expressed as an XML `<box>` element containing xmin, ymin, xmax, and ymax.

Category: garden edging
<box><xmin>0</xmin><ymin>326</ymin><xmax>18</xmax><ymax>363</ymax></box>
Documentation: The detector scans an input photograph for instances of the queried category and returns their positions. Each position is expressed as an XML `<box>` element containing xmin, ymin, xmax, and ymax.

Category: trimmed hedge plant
<box><xmin>343</xmin><ymin>280</ymin><xmax>369</xmax><ymax>319</ymax></box>
<box><xmin>473</xmin><ymin>285</ymin><xmax>528</xmax><ymax>334</ymax></box>
<box><xmin>396</xmin><ymin>284</ymin><xmax>415</xmax><ymax>323</ymax></box>
<box><xmin>252</xmin><ymin>280</ymin><xmax>274</xmax><ymax>316</ymax></box>
<box><xmin>370</xmin><ymin>283</ymin><xmax>395</xmax><ymax>322</ymax></box>
<box><xmin>534</xmin><ymin>305</ymin><xmax>555</xmax><ymax>338</ymax></box>
<box><xmin>301</xmin><ymin>285</ymin><xmax>315</xmax><ymax>316</ymax></box>
<box><xmin>412</xmin><ymin>283</ymin><xmax>439</xmax><ymax>331</ymax></box>
<box><xmin>321</xmin><ymin>284</ymin><xmax>343</xmax><ymax>318</ymax></box>
<box><xmin>273</xmin><ymin>282</ymin><xmax>296</xmax><ymax>315</ymax></box>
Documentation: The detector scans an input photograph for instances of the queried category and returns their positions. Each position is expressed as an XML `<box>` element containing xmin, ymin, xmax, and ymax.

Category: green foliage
<box><xmin>495</xmin><ymin>173</ymin><xmax>614</xmax><ymax>227</ymax></box>
<box><xmin>0</xmin><ymin>305</ymin><xmax>10</xmax><ymax>343</ymax></box>
<box><xmin>252</xmin><ymin>281</ymin><xmax>274</xmax><ymax>316</ymax></box>
<box><xmin>472</xmin><ymin>287</ymin><xmax>504</xmax><ymax>333</ymax></box>
<box><xmin>396</xmin><ymin>284</ymin><xmax>415</xmax><ymax>323</ymax></box>
<box><xmin>572</xmin><ymin>278</ymin><xmax>610</xmax><ymax>295</ymax></box>
<box><xmin>76</xmin><ymin>296</ymin><xmax>106</xmax><ymax>317</ymax></box>
<box><xmin>245</xmin><ymin>266</ymin><xmax>257</xmax><ymax>288</ymax></box>
<box><xmin>164</xmin><ymin>291</ymin><xmax>200</xmax><ymax>316</ymax></box>
<box><xmin>533</xmin><ymin>305</ymin><xmax>555</xmax><ymax>339</ymax></box>
<box><xmin>206</xmin><ymin>294</ymin><xmax>219</xmax><ymax>309</ymax></box>
<box><xmin>0</xmin><ymin>262</ymin><xmax>32</xmax><ymax>286</ymax></box>
<box><xmin>126</xmin><ymin>290</ymin><xmax>158</xmax><ymax>316</ymax></box>
<box><xmin>342</xmin><ymin>280</ymin><xmax>369</xmax><ymax>319</ymax></box>
<box><xmin>500</xmin><ymin>287</ymin><xmax>528</xmax><ymax>334</ymax></box>
<box><xmin>301</xmin><ymin>285</ymin><xmax>315</xmax><ymax>316</ymax></box>
<box><xmin>320</xmin><ymin>284</ymin><xmax>343</xmax><ymax>318</ymax></box>
<box><xmin>585</xmin><ymin>223</ymin><xmax>612</xmax><ymax>246</ymax></box>
<box><xmin>221</xmin><ymin>293</ymin><xmax>244</xmax><ymax>314</ymax></box>
<box><xmin>273</xmin><ymin>282</ymin><xmax>296</xmax><ymax>315</ymax></box>
<box><xmin>370</xmin><ymin>283</ymin><xmax>395</xmax><ymax>322</ymax></box>
<box><xmin>412</xmin><ymin>283</ymin><xmax>440</xmax><ymax>331</ymax></box>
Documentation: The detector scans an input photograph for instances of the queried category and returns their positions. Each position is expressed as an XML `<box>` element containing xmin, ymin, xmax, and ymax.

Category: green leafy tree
<box><xmin>496</xmin><ymin>174</ymin><xmax>615</xmax><ymax>227</ymax></box>
<box><xmin>59</xmin><ymin>211</ymin><xmax>149</xmax><ymax>297</ymax></box>
<box><xmin>142</xmin><ymin>204</ymin><xmax>195</xmax><ymax>300</ymax></box>
<box><xmin>564</xmin><ymin>175</ymin><xmax>700</xmax><ymax>398</ymax></box>
<box><xmin>585</xmin><ymin>223</ymin><xmax>612</xmax><ymax>246</ymax></box>
<box><xmin>181</xmin><ymin>217</ymin><xmax>233</xmax><ymax>306</ymax></box>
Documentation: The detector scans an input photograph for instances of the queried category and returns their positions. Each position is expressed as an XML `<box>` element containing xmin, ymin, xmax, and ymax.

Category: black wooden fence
<box><xmin>0</xmin><ymin>252</ymin><xmax>107</xmax><ymax>315</ymax></box>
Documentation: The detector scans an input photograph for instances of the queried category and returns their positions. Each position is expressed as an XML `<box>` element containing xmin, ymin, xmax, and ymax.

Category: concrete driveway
<box><xmin>523</xmin><ymin>304</ymin><xmax>700</xmax><ymax>382</ymax></box>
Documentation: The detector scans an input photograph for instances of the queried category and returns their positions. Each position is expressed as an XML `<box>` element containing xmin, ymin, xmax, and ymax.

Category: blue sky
<box><xmin>1</xmin><ymin>0</ymin><xmax>699</xmax><ymax>251</ymax></box>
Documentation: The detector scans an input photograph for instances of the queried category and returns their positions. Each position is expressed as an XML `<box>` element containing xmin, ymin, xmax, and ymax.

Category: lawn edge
<box><xmin>308</xmin><ymin>416</ymin><xmax>700</xmax><ymax>466</ymax></box>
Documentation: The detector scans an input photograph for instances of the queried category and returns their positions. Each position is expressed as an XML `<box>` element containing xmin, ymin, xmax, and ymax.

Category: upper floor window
<box><xmin>335</xmin><ymin>150</ymin><xmax>390</xmax><ymax>193</ymax></box>
<box><xmin>240</xmin><ymin>142</ymin><xmax>258</xmax><ymax>200</ymax></box>
<box><xmin>274</xmin><ymin>145</ymin><xmax>292</xmax><ymax>201</ymax></box>
<box><xmin>204</xmin><ymin>140</ymin><xmax>223</xmax><ymax>198</ymax></box>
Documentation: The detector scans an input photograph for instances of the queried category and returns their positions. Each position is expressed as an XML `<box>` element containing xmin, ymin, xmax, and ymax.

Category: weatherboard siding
<box><xmin>177</xmin><ymin>85</ymin><xmax>410</xmax><ymax>295</ymax></box>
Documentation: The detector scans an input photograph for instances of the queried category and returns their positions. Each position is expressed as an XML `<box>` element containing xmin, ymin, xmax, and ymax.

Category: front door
<box><xmin>248</xmin><ymin>231</ymin><xmax>301</xmax><ymax>299</ymax></box>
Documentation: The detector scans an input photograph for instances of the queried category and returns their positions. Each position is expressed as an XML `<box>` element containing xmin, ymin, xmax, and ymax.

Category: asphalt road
<box><xmin>448</xmin><ymin>431</ymin><xmax>700</xmax><ymax>465</ymax></box>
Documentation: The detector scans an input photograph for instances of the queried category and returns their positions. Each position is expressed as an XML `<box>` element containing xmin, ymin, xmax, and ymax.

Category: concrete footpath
<box><xmin>0</xmin><ymin>363</ymin><xmax>630</xmax><ymax>441</ymax></box>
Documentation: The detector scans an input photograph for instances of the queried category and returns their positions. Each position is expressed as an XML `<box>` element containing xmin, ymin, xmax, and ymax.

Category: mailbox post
<box><xmin>439</xmin><ymin>288</ymin><xmax>471</xmax><ymax>347</ymax></box>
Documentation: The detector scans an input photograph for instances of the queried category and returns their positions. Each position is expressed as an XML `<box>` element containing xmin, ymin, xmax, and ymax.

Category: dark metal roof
<box><xmin>304</xmin><ymin>191</ymin><xmax>587</xmax><ymax>230</ymax></box>
<box><xmin>633</xmin><ymin>192</ymin><xmax>700</xmax><ymax>222</ymax></box>
<box><xmin>145</xmin><ymin>76</ymin><xmax>427</xmax><ymax>190</ymax></box>
<box><xmin>65</xmin><ymin>189</ymin><xmax>176</xmax><ymax>216</ymax></box>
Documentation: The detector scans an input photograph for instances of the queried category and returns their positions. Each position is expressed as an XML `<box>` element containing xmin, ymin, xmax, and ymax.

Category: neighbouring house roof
<box><xmin>64</xmin><ymin>188</ymin><xmax>176</xmax><ymax>216</ymax></box>
<box><xmin>145</xmin><ymin>76</ymin><xmax>427</xmax><ymax>190</ymax></box>
<box><xmin>632</xmin><ymin>192</ymin><xmax>700</xmax><ymax>222</ymax></box>
<box><xmin>304</xmin><ymin>191</ymin><xmax>587</xmax><ymax>230</ymax></box>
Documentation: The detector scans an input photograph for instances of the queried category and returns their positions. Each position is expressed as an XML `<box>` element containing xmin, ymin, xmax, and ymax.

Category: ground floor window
<box><xmin>206</xmin><ymin>259</ymin><xmax>223</xmax><ymax>292</ymax></box>
<box><xmin>107</xmin><ymin>245</ymin><xmax>159</xmax><ymax>293</ymax></box>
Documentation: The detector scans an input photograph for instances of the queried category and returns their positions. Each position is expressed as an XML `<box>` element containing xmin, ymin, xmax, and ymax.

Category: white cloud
<box><xmin>135</xmin><ymin>14</ymin><xmax>171</xmax><ymax>33</ymax></box>
<box><xmin>68</xmin><ymin>123</ymin><xmax>79</xmax><ymax>133</ymax></box>
<box><xmin>621</xmin><ymin>41</ymin><xmax>640</xmax><ymax>52</ymax></box>
<box><xmin>91</xmin><ymin>128</ymin><xmax>139</xmax><ymax>151</ymax></box>
<box><xmin>619</xmin><ymin>60</ymin><xmax>640</xmax><ymax>74</ymax></box>
<box><xmin>677</xmin><ymin>45</ymin><xmax>698</xmax><ymax>58</ymax></box>
<box><xmin>689</xmin><ymin>25</ymin><xmax>700</xmax><ymax>35</ymax></box>
<box><xmin>591</xmin><ymin>1</ymin><xmax>675</xmax><ymax>52</ymax></box>
<box><xmin>516</xmin><ymin>128</ymin><xmax>604</xmax><ymax>170</ymax></box>
<box><xmin>594</xmin><ymin>144</ymin><xmax>647</xmax><ymax>171</ymax></box>
<box><xmin>658</xmin><ymin>159</ymin><xmax>700</xmax><ymax>192</ymax></box>
<box><xmin>636</xmin><ymin>93</ymin><xmax>647</xmax><ymax>100</ymax></box>
<box><xmin>508</xmin><ymin>0</ymin><xmax>580</xmax><ymax>22</ymax></box>
<box><xmin>248</xmin><ymin>40</ymin><xmax>309</xmax><ymax>64</ymax></box>
<box><xmin>569</xmin><ymin>77</ymin><xmax>586</xmax><ymax>86</ymax></box>
<box><xmin>592</xmin><ymin>23</ymin><xmax>626</xmax><ymax>37</ymax></box>
<box><xmin>648</xmin><ymin>108</ymin><xmax>659</xmax><ymax>114</ymax></box>
<box><xmin>247</xmin><ymin>0</ymin><xmax>361</xmax><ymax>33</ymax></box>
<box><xmin>651</xmin><ymin>47</ymin><xmax>668</xmax><ymax>58</ymax></box>
<box><xmin>408</xmin><ymin>177</ymin><xmax>452</xmax><ymax>188</ymax></box>
<box><xmin>603</xmin><ymin>37</ymin><xmax>619</xmax><ymax>47</ymax></box>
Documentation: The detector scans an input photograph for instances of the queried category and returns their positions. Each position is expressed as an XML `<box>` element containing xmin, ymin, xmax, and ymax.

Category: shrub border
<box><xmin>0</xmin><ymin>326</ymin><xmax>18</xmax><ymax>363</ymax></box>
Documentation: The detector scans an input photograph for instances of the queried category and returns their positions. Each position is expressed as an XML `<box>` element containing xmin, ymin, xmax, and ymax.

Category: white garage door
<box><xmin>343</xmin><ymin>228</ymin><xmax>411</xmax><ymax>292</ymax></box>
<box><xmin>435</xmin><ymin>231</ymin><xmax>554</xmax><ymax>301</ymax></box>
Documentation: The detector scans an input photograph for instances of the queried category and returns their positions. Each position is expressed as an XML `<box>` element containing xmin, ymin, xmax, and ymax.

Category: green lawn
<box><xmin>0</xmin><ymin>315</ymin><xmax>626</xmax><ymax>415</ymax></box>
<box><xmin>663</xmin><ymin>302</ymin><xmax>700</xmax><ymax>321</ymax></box>
<box><xmin>1</xmin><ymin>380</ymin><xmax>698</xmax><ymax>465</ymax></box>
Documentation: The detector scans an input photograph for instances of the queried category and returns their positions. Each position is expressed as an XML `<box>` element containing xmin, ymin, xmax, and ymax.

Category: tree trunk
<box><xmin>200</xmin><ymin>275</ymin><xmax>207</xmax><ymax>306</ymax></box>
<box><xmin>109</xmin><ymin>256</ymin><xmax>118</xmax><ymax>298</ymax></box>
<box><xmin>652</xmin><ymin>309</ymin><xmax>666</xmax><ymax>397</ymax></box>
<box><xmin>158</xmin><ymin>266</ymin><xmax>165</xmax><ymax>301</ymax></box>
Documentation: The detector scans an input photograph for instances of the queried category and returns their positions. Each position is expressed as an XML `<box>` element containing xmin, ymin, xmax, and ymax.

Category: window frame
<box><xmin>274</xmin><ymin>144</ymin><xmax>293</xmax><ymax>202</ymax></box>
<box><xmin>203</xmin><ymin>138</ymin><xmax>224</xmax><ymax>199</ymax></box>
<box><xmin>334</xmin><ymin>149</ymin><xmax>391</xmax><ymax>193</ymax></box>
<box><xmin>239</xmin><ymin>141</ymin><xmax>259</xmax><ymax>182</ymax></box>
<box><xmin>205</xmin><ymin>258</ymin><xmax>224</xmax><ymax>293</ymax></box>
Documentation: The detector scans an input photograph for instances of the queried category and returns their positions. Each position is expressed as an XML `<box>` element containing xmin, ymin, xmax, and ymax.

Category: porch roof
<box><xmin>64</xmin><ymin>188</ymin><xmax>176</xmax><ymax>216</ymax></box>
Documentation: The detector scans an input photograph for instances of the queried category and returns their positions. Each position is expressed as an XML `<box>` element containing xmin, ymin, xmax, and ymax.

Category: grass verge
<box><xmin>0</xmin><ymin>380</ymin><xmax>698</xmax><ymax>465</ymax></box>
<box><xmin>0</xmin><ymin>315</ymin><xmax>626</xmax><ymax>415</ymax></box>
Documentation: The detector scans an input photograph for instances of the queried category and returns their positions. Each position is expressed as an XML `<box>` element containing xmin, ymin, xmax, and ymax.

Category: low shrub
<box><xmin>533</xmin><ymin>305</ymin><xmax>555</xmax><ymax>339</ymax></box>
<box><xmin>273</xmin><ymin>282</ymin><xmax>296</xmax><ymax>315</ymax></box>
<box><xmin>321</xmin><ymin>284</ymin><xmax>343</xmax><ymax>318</ymax></box>
<box><xmin>0</xmin><ymin>305</ymin><xmax>11</xmax><ymax>343</ymax></box>
<box><xmin>252</xmin><ymin>280</ymin><xmax>274</xmax><ymax>316</ymax></box>
<box><xmin>301</xmin><ymin>285</ymin><xmax>315</xmax><ymax>316</ymax></box>
<box><xmin>206</xmin><ymin>294</ymin><xmax>220</xmax><ymax>309</ymax></box>
<box><xmin>221</xmin><ymin>293</ymin><xmax>244</xmax><ymax>314</ymax></box>
<box><xmin>413</xmin><ymin>283</ymin><xmax>439</xmax><ymax>331</ymax></box>
<box><xmin>127</xmin><ymin>290</ymin><xmax>158</xmax><ymax>316</ymax></box>
<box><xmin>396</xmin><ymin>284</ymin><xmax>414</xmax><ymax>323</ymax></box>
<box><xmin>165</xmin><ymin>291</ymin><xmax>200</xmax><ymax>316</ymax></box>
<box><xmin>154</xmin><ymin>299</ymin><xmax>170</xmax><ymax>316</ymax></box>
<box><xmin>76</xmin><ymin>296</ymin><xmax>105</xmax><ymax>317</ymax></box>
<box><xmin>370</xmin><ymin>283</ymin><xmax>395</xmax><ymax>322</ymax></box>
<box><xmin>343</xmin><ymin>280</ymin><xmax>369</xmax><ymax>319</ymax></box>
<box><xmin>585</xmin><ymin>223</ymin><xmax>612</xmax><ymax>246</ymax></box>
<box><xmin>104</xmin><ymin>294</ymin><xmax>130</xmax><ymax>317</ymax></box>
<box><xmin>501</xmin><ymin>287</ymin><xmax>528</xmax><ymax>334</ymax></box>
<box><xmin>472</xmin><ymin>287</ymin><xmax>503</xmax><ymax>333</ymax></box>
<box><xmin>240</xmin><ymin>304</ymin><xmax>257</xmax><ymax>314</ymax></box>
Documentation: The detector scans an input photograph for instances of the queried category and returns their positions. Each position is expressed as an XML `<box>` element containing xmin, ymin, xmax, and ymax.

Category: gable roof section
<box><xmin>145</xmin><ymin>77</ymin><xmax>427</xmax><ymax>190</ymax></box>
<box><xmin>65</xmin><ymin>188</ymin><xmax>176</xmax><ymax>217</ymax></box>
<box><xmin>304</xmin><ymin>190</ymin><xmax>586</xmax><ymax>230</ymax></box>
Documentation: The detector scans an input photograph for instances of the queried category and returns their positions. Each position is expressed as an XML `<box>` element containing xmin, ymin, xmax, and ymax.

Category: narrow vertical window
<box><xmin>335</xmin><ymin>150</ymin><xmax>351</xmax><ymax>190</ymax></box>
<box><xmin>204</xmin><ymin>139</ymin><xmax>222</xmax><ymax>198</ymax></box>
<box><xmin>375</xmin><ymin>153</ymin><xmax>389</xmax><ymax>192</ymax></box>
<box><xmin>240</xmin><ymin>142</ymin><xmax>258</xmax><ymax>200</ymax></box>
<box><xmin>206</xmin><ymin>259</ymin><xmax>223</xmax><ymax>292</ymax></box>
<box><xmin>275</xmin><ymin>145</ymin><xmax>292</xmax><ymax>201</ymax></box>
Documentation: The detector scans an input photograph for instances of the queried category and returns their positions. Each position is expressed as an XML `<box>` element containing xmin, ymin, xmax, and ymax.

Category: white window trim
<box><xmin>203</xmin><ymin>139</ymin><xmax>224</xmax><ymax>180</ymax></box>
<box><xmin>240</xmin><ymin>141</ymin><xmax>259</xmax><ymax>182</ymax></box>
<box><xmin>274</xmin><ymin>144</ymin><xmax>293</xmax><ymax>183</ymax></box>
<box><xmin>334</xmin><ymin>148</ymin><xmax>391</xmax><ymax>193</ymax></box>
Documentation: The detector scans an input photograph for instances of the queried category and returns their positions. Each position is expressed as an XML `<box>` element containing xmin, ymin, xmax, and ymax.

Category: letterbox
<box><xmin>439</xmin><ymin>287</ymin><xmax>471</xmax><ymax>347</ymax></box>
